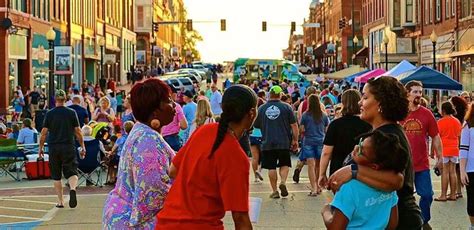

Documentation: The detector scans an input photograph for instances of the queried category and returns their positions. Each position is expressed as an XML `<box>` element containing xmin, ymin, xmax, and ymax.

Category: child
<box><xmin>321</xmin><ymin>130</ymin><xmax>408</xmax><ymax>229</ymax></box>
<box><xmin>105</xmin><ymin>121</ymin><xmax>134</xmax><ymax>185</ymax></box>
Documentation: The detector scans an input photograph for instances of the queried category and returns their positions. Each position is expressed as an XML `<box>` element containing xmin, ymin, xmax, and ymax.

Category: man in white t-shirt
<box><xmin>209</xmin><ymin>83</ymin><xmax>223</xmax><ymax>116</ymax></box>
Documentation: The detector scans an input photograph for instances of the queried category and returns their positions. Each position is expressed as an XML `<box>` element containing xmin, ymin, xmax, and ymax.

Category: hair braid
<box><xmin>209</xmin><ymin>115</ymin><xmax>229</xmax><ymax>158</ymax></box>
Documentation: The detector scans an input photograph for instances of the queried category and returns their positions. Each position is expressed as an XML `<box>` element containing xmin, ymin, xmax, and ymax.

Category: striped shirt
<box><xmin>459</xmin><ymin>124</ymin><xmax>474</xmax><ymax>172</ymax></box>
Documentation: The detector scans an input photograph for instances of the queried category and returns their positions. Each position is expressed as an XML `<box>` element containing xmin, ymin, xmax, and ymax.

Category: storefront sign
<box><xmin>397</xmin><ymin>38</ymin><xmax>413</xmax><ymax>54</ymax></box>
<box><xmin>105</xmin><ymin>54</ymin><xmax>116</xmax><ymax>64</ymax></box>
<box><xmin>54</xmin><ymin>46</ymin><xmax>73</xmax><ymax>74</ymax></box>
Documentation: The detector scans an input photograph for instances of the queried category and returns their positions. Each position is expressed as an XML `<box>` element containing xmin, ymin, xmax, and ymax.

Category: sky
<box><xmin>183</xmin><ymin>0</ymin><xmax>313</xmax><ymax>63</ymax></box>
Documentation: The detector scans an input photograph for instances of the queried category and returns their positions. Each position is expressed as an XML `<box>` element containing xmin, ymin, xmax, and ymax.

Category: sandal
<box><xmin>308</xmin><ymin>192</ymin><xmax>318</xmax><ymax>197</ymax></box>
<box><xmin>434</xmin><ymin>197</ymin><xmax>447</xmax><ymax>202</ymax></box>
<box><xmin>456</xmin><ymin>193</ymin><xmax>463</xmax><ymax>198</ymax></box>
<box><xmin>447</xmin><ymin>196</ymin><xmax>457</xmax><ymax>201</ymax></box>
<box><xmin>55</xmin><ymin>204</ymin><xmax>64</xmax><ymax>208</ymax></box>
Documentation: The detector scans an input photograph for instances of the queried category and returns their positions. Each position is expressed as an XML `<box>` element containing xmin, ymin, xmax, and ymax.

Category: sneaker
<box><xmin>69</xmin><ymin>190</ymin><xmax>77</xmax><ymax>208</ymax></box>
<box><xmin>279</xmin><ymin>184</ymin><xmax>289</xmax><ymax>197</ymax></box>
<box><xmin>269</xmin><ymin>191</ymin><xmax>280</xmax><ymax>199</ymax></box>
<box><xmin>255</xmin><ymin>171</ymin><xmax>264</xmax><ymax>181</ymax></box>
<box><xmin>292</xmin><ymin>168</ymin><xmax>301</xmax><ymax>183</ymax></box>
<box><xmin>422</xmin><ymin>223</ymin><xmax>432</xmax><ymax>230</ymax></box>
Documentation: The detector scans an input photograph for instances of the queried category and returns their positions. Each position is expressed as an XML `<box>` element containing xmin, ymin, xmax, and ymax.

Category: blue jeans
<box><xmin>414</xmin><ymin>169</ymin><xmax>433</xmax><ymax>224</ymax></box>
<box><xmin>164</xmin><ymin>134</ymin><xmax>182</xmax><ymax>152</ymax></box>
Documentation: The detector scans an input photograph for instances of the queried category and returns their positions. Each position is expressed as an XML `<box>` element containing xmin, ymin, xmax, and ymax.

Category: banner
<box><xmin>54</xmin><ymin>46</ymin><xmax>72</xmax><ymax>74</ymax></box>
<box><xmin>136</xmin><ymin>51</ymin><xmax>146</xmax><ymax>65</ymax></box>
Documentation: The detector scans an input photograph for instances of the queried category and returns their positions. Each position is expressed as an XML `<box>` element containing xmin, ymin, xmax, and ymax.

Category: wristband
<box><xmin>351</xmin><ymin>164</ymin><xmax>358</xmax><ymax>179</ymax></box>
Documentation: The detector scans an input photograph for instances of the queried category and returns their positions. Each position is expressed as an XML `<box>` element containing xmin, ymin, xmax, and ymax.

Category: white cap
<box><xmin>106</xmin><ymin>89</ymin><xmax>113</xmax><ymax>94</ymax></box>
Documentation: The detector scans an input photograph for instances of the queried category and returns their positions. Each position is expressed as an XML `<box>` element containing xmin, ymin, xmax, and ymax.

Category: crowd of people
<box><xmin>2</xmin><ymin>71</ymin><xmax>474</xmax><ymax>229</ymax></box>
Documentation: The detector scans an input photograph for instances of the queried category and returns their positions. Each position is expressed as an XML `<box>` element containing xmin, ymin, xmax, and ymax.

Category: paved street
<box><xmin>0</xmin><ymin>157</ymin><xmax>470</xmax><ymax>229</ymax></box>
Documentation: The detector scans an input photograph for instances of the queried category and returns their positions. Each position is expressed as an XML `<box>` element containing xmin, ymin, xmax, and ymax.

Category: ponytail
<box><xmin>209</xmin><ymin>115</ymin><xmax>229</xmax><ymax>158</ymax></box>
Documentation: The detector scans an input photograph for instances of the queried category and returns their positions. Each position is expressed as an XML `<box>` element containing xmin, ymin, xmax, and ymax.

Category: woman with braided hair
<box><xmin>156</xmin><ymin>85</ymin><xmax>257</xmax><ymax>230</ymax></box>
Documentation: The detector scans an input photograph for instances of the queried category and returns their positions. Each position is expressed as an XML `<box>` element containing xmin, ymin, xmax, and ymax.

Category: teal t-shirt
<box><xmin>331</xmin><ymin>179</ymin><xmax>398</xmax><ymax>229</ymax></box>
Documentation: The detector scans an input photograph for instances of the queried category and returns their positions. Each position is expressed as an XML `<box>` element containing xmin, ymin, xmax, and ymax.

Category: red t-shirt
<box><xmin>156</xmin><ymin>123</ymin><xmax>250</xmax><ymax>230</ymax></box>
<box><xmin>437</xmin><ymin>116</ymin><xmax>462</xmax><ymax>157</ymax></box>
<box><xmin>400</xmin><ymin>106</ymin><xmax>439</xmax><ymax>172</ymax></box>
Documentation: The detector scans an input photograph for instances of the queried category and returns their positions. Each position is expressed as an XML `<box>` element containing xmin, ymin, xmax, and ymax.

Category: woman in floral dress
<box><xmin>102</xmin><ymin>78</ymin><xmax>176</xmax><ymax>229</ymax></box>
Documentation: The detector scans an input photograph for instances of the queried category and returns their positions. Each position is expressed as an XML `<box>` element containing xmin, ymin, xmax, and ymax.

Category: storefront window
<box><xmin>461</xmin><ymin>56</ymin><xmax>474</xmax><ymax>91</ymax></box>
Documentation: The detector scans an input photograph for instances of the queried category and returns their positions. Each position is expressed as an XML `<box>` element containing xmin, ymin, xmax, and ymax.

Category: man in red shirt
<box><xmin>400</xmin><ymin>80</ymin><xmax>443</xmax><ymax>230</ymax></box>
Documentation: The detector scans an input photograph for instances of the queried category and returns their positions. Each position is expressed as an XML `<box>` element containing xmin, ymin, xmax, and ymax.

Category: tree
<box><xmin>178</xmin><ymin>6</ymin><xmax>202</xmax><ymax>62</ymax></box>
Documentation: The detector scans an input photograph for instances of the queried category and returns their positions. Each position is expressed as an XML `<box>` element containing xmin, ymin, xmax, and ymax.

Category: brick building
<box><xmin>303</xmin><ymin>0</ymin><xmax>363</xmax><ymax>73</ymax></box>
<box><xmin>0</xmin><ymin>0</ymin><xmax>52</xmax><ymax>113</ymax></box>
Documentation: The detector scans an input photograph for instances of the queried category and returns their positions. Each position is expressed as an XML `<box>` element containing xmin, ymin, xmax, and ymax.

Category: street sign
<box><xmin>302</xmin><ymin>23</ymin><xmax>320</xmax><ymax>28</ymax></box>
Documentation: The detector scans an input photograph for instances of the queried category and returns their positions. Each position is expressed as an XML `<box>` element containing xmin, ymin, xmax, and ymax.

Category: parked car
<box><xmin>297</xmin><ymin>64</ymin><xmax>312</xmax><ymax>74</ymax></box>
<box><xmin>165</xmin><ymin>71</ymin><xmax>202</xmax><ymax>84</ymax></box>
<box><xmin>174</xmin><ymin>69</ymin><xmax>204</xmax><ymax>82</ymax></box>
<box><xmin>165</xmin><ymin>77</ymin><xmax>195</xmax><ymax>93</ymax></box>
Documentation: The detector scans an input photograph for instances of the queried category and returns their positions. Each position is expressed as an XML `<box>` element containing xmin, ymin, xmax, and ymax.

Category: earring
<box><xmin>151</xmin><ymin>119</ymin><xmax>161</xmax><ymax>129</ymax></box>
<box><xmin>378</xmin><ymin>107</ymin><xmax>382</xmax><ymax>113</ymax></box>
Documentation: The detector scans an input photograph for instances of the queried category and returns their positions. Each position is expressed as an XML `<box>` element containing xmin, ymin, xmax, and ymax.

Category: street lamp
<box><xmin>430</xmin><ymin>30</ymin><xmax>438</xmax><ymax>70</ymax></box>
<box><xmin>150</xmin><ymin>37</ymin><xmax>155</xmax><ymax>72</ymax></box>
<box><xmin>98</xmin><ymin>37</ymin><xmax>106</xmax><ymax>91</ymax></box>
<box><xmin>46</xmin><ymin>27</ymin><xmax>56</xmax><ymax>109</ymax></box>
<box><xmin>383</xmin><ymin>33</ymin><xmax>389</xmax><ymax>70</ymax></box>
<box><xmin>353</xmin><ymin>36</ymin><xmax>359</xmax><ymax>66</ymax></box>
<box><xmin>334</xmin><ymin>35</ymin><xmax>339</xmax><ymax>70</ymax></box>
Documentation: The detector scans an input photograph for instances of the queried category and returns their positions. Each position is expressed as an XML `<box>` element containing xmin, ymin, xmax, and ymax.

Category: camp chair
<box><xmin>76</xmin><ymin>139</ymin><xmax>105</xmax><ymax>187</ymax></box>
<box><xmin>0</xmin><ymin>139</ymin><xmax>25</xmax><ymax>181</ymax></box>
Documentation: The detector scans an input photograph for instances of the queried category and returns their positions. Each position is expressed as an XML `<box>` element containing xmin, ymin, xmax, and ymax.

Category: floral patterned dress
<box><xmin>102</xmin><ymin>122</ymin><xmax>175</xmax><ymax>229</ymax></box>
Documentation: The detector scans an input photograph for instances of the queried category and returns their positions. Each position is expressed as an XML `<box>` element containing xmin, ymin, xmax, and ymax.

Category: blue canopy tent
<box><xmin>385</xmin><ymin>60</ymin><xmax>416</xmax><ymax>77</ymax></box>
<box><xmin>397</xmin><ymin>66</ymin><xmax>463</xmax><ymax>90</ymax></box>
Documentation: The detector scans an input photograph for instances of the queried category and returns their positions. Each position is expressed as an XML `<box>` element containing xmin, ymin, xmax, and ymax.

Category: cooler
<box><xmin>25</xmin><ymin>154</ymin><xmax>51</xmax><ymax>180</ymax></box>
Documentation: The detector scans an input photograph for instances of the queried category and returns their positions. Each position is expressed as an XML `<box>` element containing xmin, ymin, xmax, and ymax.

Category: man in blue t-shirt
<box><xmin>182</xmin><ymin>90</ymin><xmax>197</xmax><ymax>143</ymax></box>
<box><xmin>68</xmin><ymin>95</ymin><xmax>89</xmax><ymax>127</ymax></box>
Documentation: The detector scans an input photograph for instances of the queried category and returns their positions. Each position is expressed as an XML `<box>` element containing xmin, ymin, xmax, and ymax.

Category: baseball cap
<box><xmin>269</xmin><ymin>85</ymin><xmax>283</xmax><ymax>94</ymax></box>
<box><xmin>55</xmin><ymin>89</ymin><xmax>67</xmax><ymax>99</ymax></box>
<box><xmin>106</xmin><ymin>89</ymin><xmax>113</xmax><ymax>94</ymax></box>
<box><xmin>183</xmin><ymin>90</ymin><xmax>194</xmax><ymax>98</ymax></box>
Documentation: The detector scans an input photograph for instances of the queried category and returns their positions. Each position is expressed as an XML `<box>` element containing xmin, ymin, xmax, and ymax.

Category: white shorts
<box><xmin>443</xmin><ymin>156</ymin><xmax>459</xmax><ymax>164</ymax></box>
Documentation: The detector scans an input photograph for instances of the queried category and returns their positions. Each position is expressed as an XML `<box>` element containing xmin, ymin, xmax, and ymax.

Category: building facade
<box><xmin>302</xmin><ymin>0</ymin><xmax>363</xmax><ymax>73</ymax></box>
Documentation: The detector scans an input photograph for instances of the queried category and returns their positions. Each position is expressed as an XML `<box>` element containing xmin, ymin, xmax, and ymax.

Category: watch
<box><xmin>351</xmin><ymin>164</ymin><xmax>358</xmax><ymax>179</ymax></box>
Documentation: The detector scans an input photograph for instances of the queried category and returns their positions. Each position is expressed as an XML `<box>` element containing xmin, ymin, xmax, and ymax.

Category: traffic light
<box><xmin>262</xmin><ymin>21</ymin><xmax>267</xmax><ymax>32</ymax></box>
<box><xmin>187</xmin><ymin>19</ymin><xmax>193</xmax><ymax>31</ymax></box>
<box><xmin>152</xmin><ymin>22</ymin><xmax>159</xmax><ymax>32</ymax></box>
<box><xmin>220</xmin><ymin>19</ymin><xmax>226</xmax><ymax>31</ymax></box>
<box><xmin>291</xmin><ymin>21</ymin><xmax>296</xmax><ymax>33</ymax></box>
<box><xmin>339</xmin><ymin>17</ymin><xmax>346</xmax><ymax>30</ymax></box>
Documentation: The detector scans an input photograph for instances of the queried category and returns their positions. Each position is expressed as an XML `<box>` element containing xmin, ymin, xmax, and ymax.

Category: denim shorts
<box><xmin>300</xmin><ymin>144</ymin><xmax>323</xmax><ymax>160</ymax></box>
<box><xmin>249</xmin><ymin>136</ymin><xmax>262</xmax><ymax>146</ymax></box>
<box><xmin>443</xmin><ymin>156</ymin><xmax>459</xmax><ymax>164</ymax></box>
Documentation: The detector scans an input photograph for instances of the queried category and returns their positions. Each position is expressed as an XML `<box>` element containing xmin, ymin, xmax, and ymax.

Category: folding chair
<box><xmin>76</xmin><ymin>139</ymin><xmax>105</xmax><ymax>187</ymax></box>
<box><xmin>0</xmin><ymin>139</ymin><xmax>25</xmax><ymax>181</ymax></box>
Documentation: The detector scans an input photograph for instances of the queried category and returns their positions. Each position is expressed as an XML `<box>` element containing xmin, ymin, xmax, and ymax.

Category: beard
<box><xmin>412</xmin><ymin>96</ymin><xmax>421</xmax><ymax>106</ymax></box>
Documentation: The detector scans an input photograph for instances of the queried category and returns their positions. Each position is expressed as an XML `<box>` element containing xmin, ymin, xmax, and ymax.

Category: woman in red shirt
<box><xmin>435</xmin><ymin>101</ymin><xmax>462</xmax><ymax>201</ymax></box>
<box><xmin>156</xmin><ymin>85</ymin><xmax>257</xmax><ymax>230</ymax></box>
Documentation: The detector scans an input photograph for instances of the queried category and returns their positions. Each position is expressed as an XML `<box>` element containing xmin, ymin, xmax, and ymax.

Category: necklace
<box><xmin>228</xmin><ymin>126</ymin><xmax>238</xmax><ymax>138</ymax></box>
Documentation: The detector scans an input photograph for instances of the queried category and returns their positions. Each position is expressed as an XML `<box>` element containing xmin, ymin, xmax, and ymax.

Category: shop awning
<box><xmin>354</xmin><ymin>47</ymin><xmax>368</xmax><ymax>59</ymax></box>
<box><xmin>326</xmin><ymin>66</ymin><xmax>367</xmax><ymax>80</ymax></box>
<box><xmin>449</xmin><ymin>49</ymin><xmax>474</xmax><ymax>57</ymax></box>
<box><xmin>313</xmin><ymin>43</ymin><xmax>327</xmax><ymax>58</ymax></box>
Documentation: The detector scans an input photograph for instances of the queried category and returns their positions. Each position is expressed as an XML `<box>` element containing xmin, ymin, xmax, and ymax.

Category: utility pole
<box><xmin>351</xmin><ymin>0</ymin><xmax>355</xmax><ymax>65</ymax></box>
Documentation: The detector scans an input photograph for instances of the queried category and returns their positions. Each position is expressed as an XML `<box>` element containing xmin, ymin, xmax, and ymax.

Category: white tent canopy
<box><xmin>385</xmin><ymin>60</ymin><xmax>416</xmax><ymax>77</ymax></box>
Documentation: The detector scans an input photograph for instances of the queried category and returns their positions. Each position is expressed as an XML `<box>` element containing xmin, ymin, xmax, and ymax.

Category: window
<box><xmin>407</xmin><ymin>0</ymin><xmax>414</xmax><ymax>22</ymax></box>
<box><xmin>452</xmin><ymin>0</ymin><xmax>456</xmax><ymax>16</ymax></box>
<box><xmin>137</xmin><ymin>6</ymin><xmax>144</xmax><ymax>27</ymax></box>
<box><xmin>446</xmin><ymin>0</ymin><xmax>450</xmax><ymax>19</ymax></box>
<box><xmin>436</xmin><ymin>0</ymin><xmax>441</xmax><ymax>21</ymax></box>
<box><xmin>394</xmin><ymin>0</ymin><xmax>401</xmax><ymax>27</ymax></box>
<box><xmin>425</xmin><ymin>0</ymin><xmax>430</xmax><ymax>24</ymax></box>
<box><xmin>430</xmin><ymin>0</ymin><xmax>433</xmax><ymax>22</ymax></box>
<box><xmin>462</xmin><ymin>0</ymin><xmax>471</xmax><ymax>18</ymax></box>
